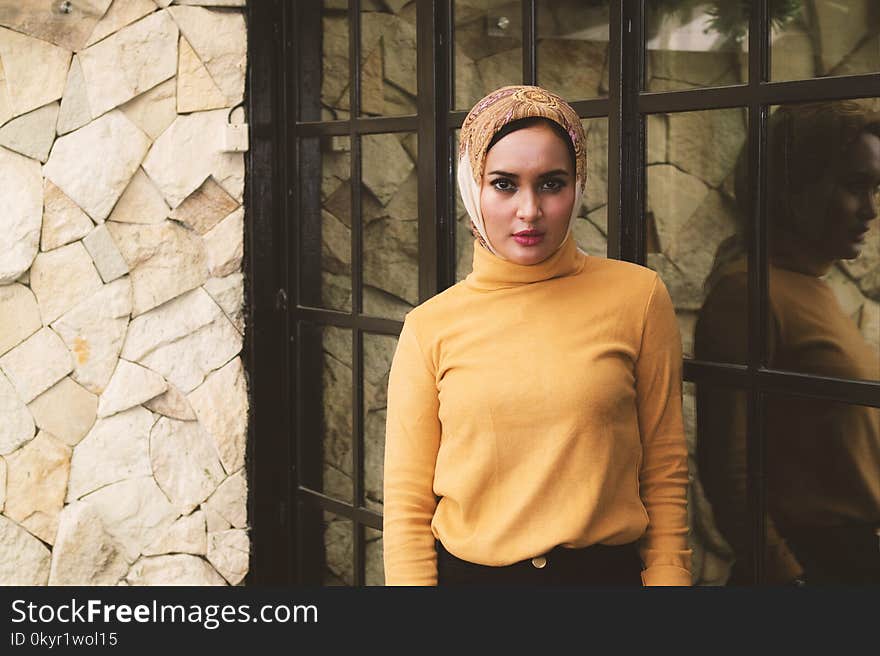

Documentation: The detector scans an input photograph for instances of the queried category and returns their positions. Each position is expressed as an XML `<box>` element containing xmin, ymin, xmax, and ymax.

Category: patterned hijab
<box><xmin>457</xmin><ymin>85</ymin><xmax>588</xmax><ymax>259</ymax></box>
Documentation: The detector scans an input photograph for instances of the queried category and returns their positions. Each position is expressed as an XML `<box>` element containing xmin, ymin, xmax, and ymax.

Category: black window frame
<box><xmin>246</xmin><ymin>0</ymin><xmax>880</xmax><ymax>585</ymax></box>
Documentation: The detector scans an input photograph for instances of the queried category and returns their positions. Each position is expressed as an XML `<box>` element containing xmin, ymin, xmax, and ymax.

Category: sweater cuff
<box><xmin>641</xmin><ymin>565</ymin><xmax>693</xmax><ymax>586</ymax></box>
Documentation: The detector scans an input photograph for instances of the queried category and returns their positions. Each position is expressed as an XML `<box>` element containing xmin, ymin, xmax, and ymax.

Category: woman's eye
<box><xmin>492</xmin><ymin>179</ymin><xmax>514</xmax><ymax>191</ymax></box>
<box><xmin>542</xmin><ymin>179</ymin><xmax>564</xmax><ymax>192</ymax></box>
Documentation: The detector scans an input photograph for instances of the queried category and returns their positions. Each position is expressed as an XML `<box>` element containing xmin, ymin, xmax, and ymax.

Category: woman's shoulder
<box><xmin>403</xmin><ymin>280</ymin><xmax>471</xmax><ymax>327</ymax></box>
<box><xmin>582</xmin><ymin>254</ymin><xmax>662</xmax><ymax>294</ymax></box>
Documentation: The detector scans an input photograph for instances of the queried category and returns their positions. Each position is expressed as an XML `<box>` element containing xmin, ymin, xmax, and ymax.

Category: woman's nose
<box><xmin>515</xmin><ymin>189</ymin><xmax>541</xmax><ymax>221</ymax></box>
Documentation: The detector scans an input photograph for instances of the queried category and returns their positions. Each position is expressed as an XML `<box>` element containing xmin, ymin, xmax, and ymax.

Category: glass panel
<box><xmin>322</xmin><ymin>511</ymin><xmax>354</xmax><ymax>586</ymax></box>
<box><xmin>365</xmin><ymin>526</ymin><xmax>385</xmax><ymax>586</ymax></box>
<box><xmin>300</xmin><ymin>136</ymin><xmax>352</xmax><ymax>312</ymax></box>
<box><xmin>359</xmin><ymin>1</ymin><xmax>418</xmax><ymax>116</ymax></box>
<box><xmin>454</xmin><ymin>0</ymin><xmax>523</xmax><ymax>111</ymax></box>
<box><xmin>772</xmin><ymin>0</ymin><xmax>880</xmax><ymax>81</ymax></box>
<box><xmin>574</xmin><ymin>117</ymin><xmax>609</xmax><ymax>257</ymax></box>
<box><xmin>685</xmin><ymin>381</ymin><xmax>736</xmax><ymax>586</ymax></box>
<box><xmin>361</xmin><ymin>133</ymin><xmax>419</xmax><ymax>320</ymax></box>
<box><xmin>300</xmin><ymin>323</ymin><xmax>354</xmax><ymax>502</ymax></box>
<box><xmin>645</xmin><ymin>1</ymin><xmax>748</xmax><ymax>92</ymax></box>
<box><xmin>454</xmin><ymin>118</ymin><xmax>610</xmax><ymax>281</ymax></box>
<box><xmin>693</xmin><ymin>380</ymin><xmax>753</xmax><ymax>585</ymax></box>
<box><xmin>765</xmin><ymin>101</ymin><xmax>880</xmax><ymax>381</ymax></box>
<box><xmin>763</xmin><ymin>395</ymin><xmax>880</xmax><ymax>584</ymax></box>
<box><xmin>363</xmin><ymin>333</ymin><xmax>397</xmax><ymax>514</ymax></box>
<box><xmin>313</xmin><ymin>1</ymin><xmax>350</xmax><ymax>122</ymax></box>
<box><xmin>536</xmin><ymin>0</ymin><xmax>610</xmax><ymax>100</ymax></box>
<box><xmin>646</xmin><ymin>108</ymin><xmax>749</xmax><ymax>361</ymax></box>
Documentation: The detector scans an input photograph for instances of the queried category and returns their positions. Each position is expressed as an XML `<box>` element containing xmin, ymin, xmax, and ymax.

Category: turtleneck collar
<box><xmin>465</xmin><ymin>232</ymin><xmax>586</xmax><ymax>291</ymax></box>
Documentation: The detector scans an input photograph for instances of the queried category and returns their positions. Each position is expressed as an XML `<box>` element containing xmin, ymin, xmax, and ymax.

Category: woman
<box><xmin>695</xmin><ymin>101</ymin><xmax>880</xmax><ymax>584</ymax></box>
<box><xmin>382</xmin><ymin>86</ymin><xmax>692</xmax><ymax>586</ymax></box>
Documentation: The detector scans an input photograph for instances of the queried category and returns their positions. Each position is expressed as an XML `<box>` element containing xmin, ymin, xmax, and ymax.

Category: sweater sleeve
<box><xmin>382</xmin><ymin>315</ymin><xmax>442</xmax><ymax>585</ymax></box>
<box><xmin>634</xmin><ymin>275</ymin><xmax>693</xmax><ymax>586</ymax></box>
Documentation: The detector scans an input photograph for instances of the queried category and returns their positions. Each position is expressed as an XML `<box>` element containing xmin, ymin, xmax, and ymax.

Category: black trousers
<box><xmin>435</xmin><ymin>539</ymin><xmax>643</xmax><ymax>586</ymax></box>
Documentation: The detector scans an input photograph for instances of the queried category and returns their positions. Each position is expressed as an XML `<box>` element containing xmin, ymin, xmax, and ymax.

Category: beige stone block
<box><xmin>188</xmin><ymin>356</ymin><xmax>247</xmax><ymax>473</ymax></box>
<box><xmin>49</xmin><ymin>501</ymin><xmax>130</xmax><ymax>585</ymax></box>
<box><xmin>83</xmin><ymin>224</ymin><xmax>129</xmax><ymax>283</ymax></box>
<box><xmin>0</xmin><ymin>102</ymin><xmax>59</xmax><ymax>163</ymax></box>
<box><xmin>0</xmin><ymin>27</ymin><xmax>70</xmax><ymax>119</ymax></box>
<box><xmin>106</xmin><ymin>220</ymin><xmax>208</xmax><ymax>316</ymax></box>
<box><xmin>51</xmin><ymin>278</ymin><xmax>132</xmax><ymax>395</ymax></box>
<box><xmin>320</xmin><ymin>15</ymin><xmax>349</xmax><ymax>110</ymax></box>
<box><xmin>169</xmin><ymin>5</ymin><xmax>246</xmax><ymax>105</ymax></box>
<box><xmin>0</xmin><ymin>283</ymin><xmax>41</xmax><ymax>357</ymax></box>
<box><xmin>97</xmin><ymin>360</ymin><xmax>167</xmax><ymax>418</ymax></box>
<box><xmin>120</xmin><ymin>78</ymin><xmax>177</xmax><ymax>141</ymax></box>
<box><xmin>78</xmin><ymin>11</ymin><xmax>178</xmax><ymax>119</ymax></box>
<box><xmin>0</xmin><ymin>368</ymin><xmax>35</xmax><ymax>456</ymax></box>
<box><xmin>56</xmin><ymin>55</ymin><xmax>91</xmax><ymax>137</ymax></box>
<box><xmin>0</xmin><ymin>456</ymin><xmax>5</xmax><ymax>511</ymax></box>
<box><xmin>108</xmin><ymin>168</ymin><xmax>171</xmax><ymax>225</ymax></box>
<box><xmin>201</xmin><ymin>502</ymin><xmax>231</xmax><ymax>532</ymax></box>
<box><xmin>207</xmin><ymin>529</ymin><xmax>248</xmax><ymax>585</ymax></box>
<box><xmin>85</xmin><ymin>0</ymin><xmax>157</xmax><ymax>47</ymax></box>
<box><xmin>143</xmin><ymin>381</ymin><xmax>197</xmax><ymax>420</ymax></box>
<box><xmin>142</xmin><ymin>510</ymin><xmax>207</xmax><ymax>556</ymax></box>
<box><xmin>30</xmin><ymin>242</ymin><xmax>104</xmax><ymax>324</ymax></box>
<box><xmin>142</xmin><ymin>109</ymin><xmax>245</xmax><ymax>208</ymax></box>
<box><xmin>28</xmin><ymin>376</ymin><xmax>97</xmax><ymax>447</ymax></box>
<box><xmin>0</xmin><ymin>0</ymin><xmax>111</xmax><ymax>51</ymax></box>
<box><xmin>41</xmin><ymin>180</ymin><xmax>95</xmax><ymax>252</ymax></box>
<box><xmin>203</xmin><ymin>208</ymin><xmax>243</xmax><ymax>277</ymax></box>
<box><xmin>0</xmin><ymin>57</ymin><xmax>13</xmax><ymax>126</ymax></box>
<box><xmin>0</xmin><ymin>327</ymin><xmax>72</xmax><ymax>404</ymax></box>
<box><xmin>536</xmin><ymin>38</ymin><xmax>606</xmax><ymax>101</ymax></box>
<box><xmin>0</xmin><ymin>514</ymin><xmax>50</xmax><ymax>585</ymax></box>
<box><xmin>204</xmin><ymin>469</ymin><xmax>246</xmax><ymax>529</ymax></box>
<box><xmin>67</xmin><ymin>405</ymin><xmax>153</xmax><ymax>501</ymax></box>
<box><xmin>646</xmin><ymin>164</ymin><xmax>711</xmax><ymax>253</ymax></box>
<box><xmin>174</xmin><ymin>0</ymin><xmax>245</xmax><ymax>5</ymax></box>
<box><xmin>647</xmin><ymin>113</ymin><xmax>667</xmax><ymax>164</ymax></box>
<box><xmin>4</xmin><ymin>430</ymin><xmax>71</xmax><ymax>544</ymax></box>
<box><xmin>362</xmin><ymin>133</ymin><xmax>414</xmax><ymax>205</ymax></box>
<box><xmin>0</xmin><ymin>145</ymin><xmax>42</xmax><ymax>284</ymax></box>
<box><xmin>43</xmin><ymin>110</ymin><xmax>151</xmax><ymax>224</ymax></box>
<box><xmin>151</xmin><ymin>416</ymin><xmax>225</xmax><ymax>514</ymax></box>
<box><xmin>177</xmin><ymin>35</ymin><xmax>227</xmax><ymax>113</ymax></box>
<box><xmin>202</xmin><ymin>273</ymin><xmax>244</xmax><ymax>335</ymax></box>
<box><xmin>170</xmin><ymin>176</ymin><xmax>240</xmax><ymax>235</ymax></box>
<box><xmin>668</xmin><ymin>108</ymin><xmax>746</xmax><ymax>188</ymax></box>
<box><xmin>126</xmin><ymin>553</ymin><xmax>226</xmax><ymax>585</ymax></box>
<box><xmin>80</xmin><ymin>476</ymin><xmax>179</xmax><ymax>561</ymax></box>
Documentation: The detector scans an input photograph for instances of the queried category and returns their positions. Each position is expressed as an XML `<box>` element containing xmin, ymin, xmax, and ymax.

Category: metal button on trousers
<box><xmin>531</xmin><ymin>556</ymin><xmax>547</xmax><ymax>569</ymax></box>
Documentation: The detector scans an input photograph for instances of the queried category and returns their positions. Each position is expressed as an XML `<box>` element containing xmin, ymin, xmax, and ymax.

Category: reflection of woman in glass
<box><xmin>695</xmin><ymin>101</ymin><xmax>880</xmax><ymax>584</ymax></box>
<box><xmin>382</xmin><ymin>86</ymin><xmax>691</xmax><ymax>586</ymax></box>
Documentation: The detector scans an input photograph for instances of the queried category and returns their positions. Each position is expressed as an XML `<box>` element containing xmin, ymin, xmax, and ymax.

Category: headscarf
<box><xmin>457</xmin><ymin>85</ymin><xmax>588</xmax><ymax>259</ymax></box>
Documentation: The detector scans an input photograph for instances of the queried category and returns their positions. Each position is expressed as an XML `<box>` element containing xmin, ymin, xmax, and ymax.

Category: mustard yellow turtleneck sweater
<box><xmin>382</xmin><ymin>235</ymin><xmax>692</xmax><ymax>586</ymax></box>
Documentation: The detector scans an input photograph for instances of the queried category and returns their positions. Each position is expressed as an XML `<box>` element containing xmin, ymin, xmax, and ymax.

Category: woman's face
<box><xmin>479</xmin><ymin>122</ymin><xmax>576</xmax><ymax>265</ymax></box>
<box><xmin>795</xmin><ymin>131</ymin><xmax>880</xmax><ymax>262</ymax></box>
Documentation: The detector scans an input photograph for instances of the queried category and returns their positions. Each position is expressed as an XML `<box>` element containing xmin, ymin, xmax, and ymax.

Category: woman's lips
<box><xmin>513</xmin><ymin>231</ymin><xmax>544</xmax><ymax>246</ymax></box>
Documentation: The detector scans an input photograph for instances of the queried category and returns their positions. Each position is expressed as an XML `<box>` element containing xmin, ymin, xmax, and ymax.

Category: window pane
<box><xmin>646</xmin><ymin>108</ymin><xmax>749</xmax><ymax>361</ymax></box>
<box><xmin>300</xmin><ymin>323</ymin><xmax>353</xmax><ymax>503</ymax></box>
<box><xmin>763</xmin><ymin>396</ymin><xmax>880</xmax><ymax>584</ymax></box>
<box><xmin>361</xmin><ymin>133</ymin><xmax>419</xmax><ymax>320</ymax></box>
<box><xmin>311</xmin><ymin>0</ymin><xmax>350</xmax><ymax>122</ymax></box>
<box><xmin>322</xmin><ymin>511</ymin><xmax>354</xmax><ymax>586</ymax></box>
<box><xmin>536</xmin><ymin>0</ymin><xmax>609</xmax><ymax>101</ymax></box>
<box><xmin>685</xmin><ymin>381</ymin><xmax>736</xmax><ymax>586</ymax></box>
<box><xmin>363</xmin><ymin>332</ymin><xmax>397</xmax><ymax>515</ymax></box>
<box><xmin>300</xmin><ymin>136</ymin><xmax>352</xmax><ymax>312</ymax></box>
<box><xmin>365</xmin><ymin>526</ymin><xmax>385</xmax><ymax>586</ymax></box>
<box><xmin>765</xmin><ymin>101</ymin><xmax>879</xmax><ymax>381</ymax></box>
<box><xmin>772</xmin><ymin>0</ymin><xmax>880</xmax><ymax>81</ymax></box>
<box><xmin>693</xmin><ymin>380</ymin><xmax>754</xmax><ymax>585</ymax></box>
<box><xmin>574</xmin><ymin>117</ymin><xmax>609</xmax><ymax>257</ymax></box>
<box><xmin>645</xmin><ymin>2</ymin><xmax>748</xmax><ymax>92</ymax></box>
<box><xmin>359</xmin><ymin>2</ymin><xmax>418</xmax><ymax>116</ymax></box>
<box><xmin>454</xmin><ymin>0</ymin><xmax>523</xmax><ymax>111</ymax></box>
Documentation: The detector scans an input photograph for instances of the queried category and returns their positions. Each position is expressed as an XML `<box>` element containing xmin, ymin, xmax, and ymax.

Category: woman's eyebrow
<box><xmin>486</xmin><ymin>169</ymin><xmax>571</xmax><ymax>177</ymax></box>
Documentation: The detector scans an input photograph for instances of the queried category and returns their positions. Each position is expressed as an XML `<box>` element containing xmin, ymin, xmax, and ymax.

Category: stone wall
<box><xmin>0</xmin><ymin>0</ymin><xmax>248</xmax><ymax>586</ymax></box>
